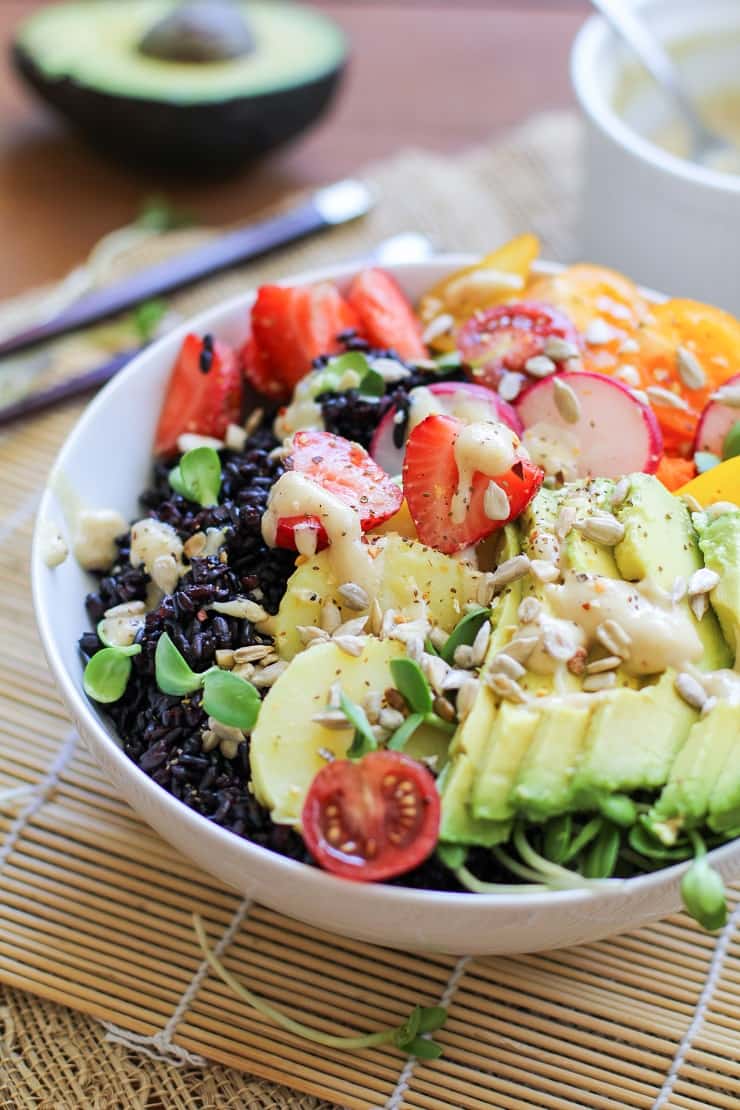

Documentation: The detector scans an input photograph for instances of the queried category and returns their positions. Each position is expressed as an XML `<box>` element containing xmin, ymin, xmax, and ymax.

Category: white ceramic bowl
<box><xmin>32</xmin><ymin>256</ymin><xmax>740</xmax><ymax>955</ymax></box>
<box><xmin>572</xmin><ymin>0</ymin><xmax>740</xmax><ymax>314</ymax></box>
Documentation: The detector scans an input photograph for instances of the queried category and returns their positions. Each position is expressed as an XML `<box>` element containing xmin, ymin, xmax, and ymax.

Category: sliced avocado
<box><xmin>470</xmin><ymin>702</ymin><xmax>540</xmax><ymax>822</ymax></box>
<box><xmin>562</xmin><ymin>479</ymin><xmax>619</xmax><ymax>578</ymax></box>
<box><xmin>572</xmin><ymin>671</ymin><xmax>697</xmax><ymax>808</ymax></box>
<box><xmin>708</xmin><ymin>708</ymin><xmax>740</xmax><ymax>832</ymax></box>
<box><xmin>439</xmin><ymin>527</ymin><xmax>520</xmax><ymax>846</ymax></box>
<box><xmin>14</xmin><ymin>1</ymin><xmax>346</xmax><ymax>170</ymax></box>
<box><xmin>614</xmin><ymin>473</ymin><xmax>730</xmax><ymax>671</ymax></box>
<box><xmin>697</xmin><ymin>510</ymin><xmax>740</xmax><ymax>661</ymax></box>
<box><xmin>649</xmin><ymin>701</ymin><xmax>738</xmax><ymax>837</ymax></box>
<box><xmin>511</xmin><ymin>703</ymin><xmax>594</xmax><ymax>820</ymax></box>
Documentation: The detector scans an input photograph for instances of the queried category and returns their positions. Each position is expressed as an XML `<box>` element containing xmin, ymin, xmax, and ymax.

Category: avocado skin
<box><xmin>13</xmin><ymin>44</ymin><xmax>345</xmax><ymax>172</ymax></box>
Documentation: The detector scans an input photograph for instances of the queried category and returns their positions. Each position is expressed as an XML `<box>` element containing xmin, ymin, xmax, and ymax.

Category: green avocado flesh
<box><xmin>439</xmin><ymin>476</ymin><xmax>740</xmax><ymax>848</ymax></box>
<box><xmin>17</xmin><ymin>0</ymin><xmax>346</xmax><ymax>103</ymax></box>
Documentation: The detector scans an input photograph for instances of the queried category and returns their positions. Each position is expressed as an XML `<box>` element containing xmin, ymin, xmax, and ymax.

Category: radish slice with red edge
<box><xmin>694</xmin><ymin>373</ymin><xmax>740</xmax><ymax>456</ymax></box>
<box><xmin>516</xmin><ymin>371</ymin><xmax>663</xmax><ymax>478</ymax></box>
<box><xmin>370</xmin><ymin>380</ymin><xmax>523</xmax><ymax>476</ymax></box>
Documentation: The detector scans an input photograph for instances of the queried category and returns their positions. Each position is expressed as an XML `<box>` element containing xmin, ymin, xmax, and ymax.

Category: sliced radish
<box><xmin>694</xmin><ymin>373</ymin><xmax>740</xmax><ymax>456</ymax></box>
<box><xmin>370</xmin><ymin>381</ymin><xmax>523</xmax><ymax>476</ymax></box>
<box><xmin>516</xmin><ymin>371</ymin><xmax>663</xmax><ymax>478</ymax></box>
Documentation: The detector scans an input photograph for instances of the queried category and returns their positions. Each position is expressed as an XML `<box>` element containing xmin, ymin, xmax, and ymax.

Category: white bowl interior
<box><xmin>32</xmin><ymin>256</ymin><xmax>740</xmax><ymax>955</ymax></box>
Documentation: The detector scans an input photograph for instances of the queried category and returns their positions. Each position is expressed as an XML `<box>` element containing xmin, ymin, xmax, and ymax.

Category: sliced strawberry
<box><xmin>274</xmin><ymin>429</ymin><xmax>403</xmax><ymax>551</ymax></box>
<box><xmin>403</xmin><ymin>413</ymin><xmax>543</xmax><ymax>554</ymax></box>
<box><xmin>249</xmin><ymin>282</ymin><xmax>361</xmax><ymax>400</ymax></box>
<box><xmin>154</xmin><ymin>333</ymin><xmax>242</xmax><ymax>457</ymax></box>
<box><xmin>347</xmin><ymin>268</ymin><xmax>428</xmax><ymax>362</ymax></box>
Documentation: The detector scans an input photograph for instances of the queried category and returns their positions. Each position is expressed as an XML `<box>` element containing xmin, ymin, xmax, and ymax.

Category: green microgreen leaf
<box><xmin>681</xmin><ymin>831</ymin><xmax>728</xmax><ymax>930</ymax></box>
<box><xmin>387</xmin><ymin>711</ymin><xmax>424</xmax><ymax>751</ymax></box>
<box><xmin>441</xmin><ymin>608</ymin><xmax>491</xmax><ymax>664</ymax></box>
<box><xmin>155</xmin><ymin>631</ymin><xmax>203</xmax><ymax>696</ymax></box>
<box><xmin>437</xmin><ymin>842</ymin><xmax>467</xmax><ymax>870</ymax></box>
<box><xmin>694</xmin><ymin>451</ymin><xmax>721</xmax><ymax>474</ymax></box>
<box><xmin>582</xmin><ymin>823</ymin><xmax>621</xmax><ymax>879</ymax></box>
<box><xmin>358</xmin><ymin>367</ymin><xmax>386</xmax><ymax>397</ymax></box>
<box><xmin>313</xmin><ymin>352</ymin><xmax>373</xmax><ymax>396</ymax></box>
<box><xmin>202</xmin><ymin>669</ymin><xmax>260</xmax><ymax>731</ymax></box>
<box><xmin>417</xmin><ymin>1006</ymin><xmax>448</xmax><ymax>1034</ymax></box>
<box><xmin>542</xmin><ymin>814</ymin><xmax>572</xmax><ymax>864</ymax></box>
<box><xmin>435</xmin><ymin>350</ymin><xmax>462</xmax><ymax>370</ymax></box>
<box><xmin>83</xmin><ymin>645</ymin><xmax>141</xmax><ymax>704</ymax></box>
<box><xmin>390</xmin><ymin>658</ymin><xmax>433</xmax><ymax>715</ymax></box>
<box><xmin>629</xmin><ymin>823</ymin><xmax>692</xmax><ymax>860</ymax></box>
<box><xmin>598</xmin><ymin>793</ymin><xmax>638</xmax><ymax>828</ymax></box>
<box><xmin>193</xmin><ymin>914</ymin><xmax>445</xmax><ymax>1056</ymax></box>
<box><xmin>137</xmin><ymin>195</ymin><xmax>193</xmax><ymax>231</ymax></box>
<box><xmin>168</xmin><ymin>465</ymin><xmax>187</xmax><ymax>497</ymax></box>
<box><xmin>424</xmin><ymin>637</ymin><xmax>441</xmax><ymax>657</ymax></box>
<box><xmin>562</xmin><ymin>816</ymin><xmax>604</xmax><ymax>863</ymax></box>
<box><xmin>722</xmin><ymin>420</ymin><xmax>740</xmax><ymax>461</ymax></box>
<box><xmin>394</xmin><ymin>1005</ymin><xmax>421</xmax><ymax>1046</ymax></box>
<box><xmin>177</xmin><ymin>446</ymin><xmax>222</xmax><ymax>507</ymax></box>
<box><xmin>340</xmin><ymin>692</ymin><xmax>377</xmax><ymax>760</ymax></box>
<box><xmin>132</xmin><ymin>299</ymin><xmax>167</xmax><ymax>343</ymax></box>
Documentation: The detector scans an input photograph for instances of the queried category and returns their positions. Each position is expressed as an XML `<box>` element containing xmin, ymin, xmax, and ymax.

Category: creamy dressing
<box><xmin>692</xmin><ymin>667</ymin><xmax>740</xmax><ymax>706</ymax></box>
<box><xmin>450</xmin><ymin>422</ymin><xmax>518</xmax><ymax>524</ymax></box>
<box><xmin>520</xmin><ymin>614</ymin><xmax>586</xmax><ymax>677</ymax></box>
<box><xmin>522</xmin><ymin>421</ymin><xmax>581</xmax><ymax>481</ymax></box>
<box><xmin>407</xmin><ymin>386</ymin><xmax>503</xmax><ymax>437</ymax></box>
<box><xmin>547</xmin><ymin>571</ymin><xmax>703</xmax><ymax>676</ymax></box>
<box><xmin>274</xmin><ymin>375</ymin><xmax>325</xmax><ymax>440</ymax></box>
<box><xmin>262</xmin><ymin>471</ymin><xmax>380</xmax><ymax>596</ymax></box>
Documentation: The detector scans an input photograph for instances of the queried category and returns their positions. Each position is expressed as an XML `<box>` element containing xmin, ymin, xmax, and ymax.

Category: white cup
<box><xmin>571</xmin><ymin>0</ymin><xmax>740</xmax><ymax>314</ymax></box>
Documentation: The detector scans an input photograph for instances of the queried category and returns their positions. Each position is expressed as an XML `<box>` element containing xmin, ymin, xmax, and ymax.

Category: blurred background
<box><xmin>0</xmin><ymin>0</ymin><xmax>588</xmax><ymax>300</ymax></box>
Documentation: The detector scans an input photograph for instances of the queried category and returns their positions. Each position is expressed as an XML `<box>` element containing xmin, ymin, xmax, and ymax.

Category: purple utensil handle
<box><xmin>0</xmin><ymin>349</ymin><xmax>138</xmax><ymax>428</ymax></box>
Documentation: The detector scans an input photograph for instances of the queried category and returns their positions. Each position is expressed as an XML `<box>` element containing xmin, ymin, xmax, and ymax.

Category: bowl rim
<box><xmin>571</xmin><ymin>1</ymin><xmax>740</xmax><ymax>197</ymax></box>
<box><xmin>31</xmin><ymin>252</ymin><xmax>740</xmax><ymax>919</ymax></box>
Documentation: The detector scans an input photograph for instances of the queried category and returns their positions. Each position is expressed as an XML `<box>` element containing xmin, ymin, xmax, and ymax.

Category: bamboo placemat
<box><xmin>1</xmin><ymin>111</ymin><xmax>740</xmax><ymax>1109</ymax></box>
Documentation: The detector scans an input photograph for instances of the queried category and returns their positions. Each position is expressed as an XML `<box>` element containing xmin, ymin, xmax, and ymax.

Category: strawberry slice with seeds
<box><xmin>248</xmin><ymin>282</ymin><xmax>361</xmax><ymax>400</ymax></box>
<box><xmin>347</xmin><ymin>268</ymin><xmax>428</xmax><ymax>361</ymax></box>
<box><xmin>154</xmin><ymin>333</ymin><xmax>242</xmax><ymax>457</ymax></box>
<box><xmin>274</xmin><ymin>429</ymin><xmax>403</xmax><ymax>551</ymax></box>
<box><xmin>402</xmin><ymin>413</ymin><xmax>544</xmax><ymax>553</ymax></box>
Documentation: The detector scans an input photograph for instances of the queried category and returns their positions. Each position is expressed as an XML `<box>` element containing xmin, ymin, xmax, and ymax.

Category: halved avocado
<box><xmin>13</xmin><ymin>0</ymin><xmax>347</xmax><ymax>171</ymax></box>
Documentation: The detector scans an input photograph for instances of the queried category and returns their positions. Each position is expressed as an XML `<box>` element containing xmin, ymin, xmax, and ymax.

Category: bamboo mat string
<box><xmin>0</xmin><ymin>727</ymin><xmax>78</xmax><ymax>871</ymax></box>
<box><xmin>382</xmin><ymin>955</ymin><xmax>472</xmax><ymax>1110</ymax></box>
<box><xmin>652</xmin><ymin>903</ymin><xmax>740</xmax><ymax>1110</ymax></box>
<box><xmin>102</xmin><ymin>897</ymin><xmax>253</xmax><ymax>1068</ymax></box>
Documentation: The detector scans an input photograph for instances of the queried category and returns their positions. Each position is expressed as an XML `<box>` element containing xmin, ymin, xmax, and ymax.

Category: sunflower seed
<box><xmin>337</xmin><ymin>582</ymin><xmax>370</xmax><ymax>611</ymax></box>
<box><xmin>422</xmin><ymin>313</ymin><xmax>455</xmax><ymax>344</ymax></box>
<box><xmin>553</xmin><ymin>378</ymin><xmax>581</xmax><ymax>423</ymax></box>
<box><xmin>584</xmin><ymin>318</ymin><xmax>615</xmax><ymax>345</ymax></box>
<box><xmin>177</xmin><ymin>433</ymin><xmax>223</xmax><ymax>453</ymax></box>
<box><xmin>379</xmin><ymin>707</ymin><xmax>406</xmax><ymax>731</ymax></box>
<box><xmin>671</xmin><ymin>577</ymin><xmax>687</xmax><ymax>604</ymax></box>
<box><xmin>544</xmin><ymin>337</ymin><xmax>580</xmax><ymax>362</ymax></box>
<box><xmin>489</xmin><ymin>554</ymin><xmax>531</xmax><ymax>592</ymax></box>
<box><xmin>618</xmin><ymin>337</ymin><xmax>639</xmax><ymax>355</ymax></box>
<box><xmin>572</xmin><ymin>512</ymin><xmax>625</xmax><ymax>546</ymax></box>
<box><xmin>183</xmin><ymin>531</ymin><xmax>207</xmax><ymax>559</ymax></box>
<box><xmin>484</xmin><ymin>482</ymin><xmax>510</xmax><ymax>521</ymax></box>
<box><xmin>596</xmin><ymin>619</ymin><xmax>631</xmax><ymax>658</ymax></box>
<box><xmin>612</xmin><ymin>476</ymin><xmax>631</xmax><ymax>507</ymax></box>
<box><xmin>614</xmin><ymin>364</ymin><xmax>641</xmax><ymax>387</ymax></box>
<box><xmin>297</xmin><ymin>625</ymin><xmax>329</xmax><ymax>646</ymax></box>
<box><xmin>488</xmin><ymin>653</ymin><xmax>526</xmax><ymax>679</ymax></box>
<box><xmin>212</xmin><ymin>598</ymin><xmax>269</xmax><ymax>622</ymax></box>
<box><xmin>711</xmin><ymin>384</ymin><xmax>740</xmax><ymax>407</ymax></box>
<box><xmin>690</xmin><ymin>593</ymin><xmax>708</xmax><ymax>621</ymax></box>
<box><xmin>368</xmin><ymin>597</ymin><xmax>384</xmax><ymax>636</ymax></box>
<box><xmin>518</xmin><ymin>596</ymin><xmax>542</xmax><ymax>623</ymax></box>
<box><xmin>244</xmin><ymin>407</ymin><xmax>264</xmax><ymax>437</ymax></box>
<box><xmin>433</xmin><ymin>695</ymin><xmax>457</xmax><ymax>722</ymax></box>
<box><xmin>334</xmin><ymin>616</ymin><xmax>368</xmax><ymax>638</ymax></box>
<box><xmin>334</xmin><ymin>635</ymin><xmax>366</xmax><ymax>658</ymax></box>
<box><xmin>679</xmin><ymin>493</ymin><xmax>703</xmax><ymax>514</ymax></box>
<box><xmin>453</xmin><ymin>644</ymin><xmax>475</xmax><ymax>669</ymax></box>
<box><xmin>556</xmin><ymin>506</ymin><xmax>577</xmax><ymax>540</ymax></box>
<box><xmin>320</xmin><ymin>600</ymin><xmax>342</xmax><ymax>633</ymax></box>
<box><xmin>504</xmin><ymin>634</ymin><xmax>540</xmax><ymax>663</ymax></box>
<box><xmin>675</xmin><ymin>672</ymin><xmax>707</xmax><ymax>710</ymax></box>
<box><xmin>406</xmin><ymin>636</ymin><xmax>424</xmax><ymax>662</ymax></box>
<box><xmin>498</xmin><ymin>371</ymin><xmax>525</xmax><ymax>402</ymax></box>
<box><xmin>372</xmin><ymin>724</ymin><xmax>391</xmax><ymax>743</ymax></box>
<box><xmin>429</xmin><ymin>625</ymin><xmax>449</xmax><ymax>651</ymax></box>
<box><xmin>630</xmin><ymin>389</ymin><xmax>650</xmax><ymax>406</ymax></box>
<box><xmin>440</xmin><ymin>667</ymin><xmax>472</xmax><ymax>691</ymax></box>
<box><xmin>363</xmin><ymin>690</ymin><xmax>382</xmax><ymax>723</ymax></box>
<box><xmin>258</xmin><ymin>651</ymin><xmax>279</xmax><ymax>667</ymax></box>
<box><xmin>645</xmin><ymin>386</ymin><xmax>689</xmax><ymax>411</ymax></box>
<box><xmin>582</xmin><ymin>671</ymin><xmax>617</xmax><ymax>692</ymax></box>
<box><xmin>529</xmin><ymin>559</ymin><xmax>560</xmax><ymax>583</ymax></box>
<box><xmin>215</xmin><ymin>649</ymin><xmax>235</xmax><ymax>669</ymax></box>
<box><xmin>486</xmin><ymin>672</ymin><xmax>527</xmax><ymax>702</ymax></box>
<box><xmin>585</xmin><ymin>654</ymin><xmax>622</xmax><ymax>674</ymax></box>
<box><xmin>201</xmin><ymin>729</ymin><xmax>219</xmax><ymax>753</ymax></box>
<box><xmin>208</xmin><ymin>717</ymin><xmax>245</xmax><ymax>744</ymax></box>
<box><xmin>675</xmin><ymin>346</ymin><xmax>706</xmax><ymax>390</ymax></box>
<box><xmin>252</xmin><ymin>661</ymin><xmax>289</xmax><ymax>688</ymax></box>
<box><xmin>422</xmin><ymin>653</ymin><xmax>450</xmax><ymax>693</ymax></box>
<box><xmin>312</xmin><ymin>709</ymin><xmax>353</xmax><ymax>730</ymax></box>
<box><xmin>456</xmin><ymin>677</ymin><xmax>480</xmax><ymax>721</ymax></box>
<box><xmin>471</xmin><ymin>620</ymin><xmax>491</xmax><ymax>666</ymax></box>
<box><xmin>232</xmin><ymin>662</ymin><xmax>255</xmax><ymax>680</ymax></box>
<box><xmin>525</xmin><ymin>355</ymin><xmax>557</xmax><ymax>378</ymax></box>
<box><xmin>104</xmin><ymin>600</ymin><xmax>146</xmax><ymax>619</ymax></box>
<box><xmin>225</xmin><ymin>422</ymin><xmax>248</xmax><ymax>451</ymax></box>
<box><xmin>531</xmin><ymin>531</ymin><xmax>561</xmax><ymax>563</ymax></box>
<box><xmin>151</xmin><ymin>554</ymin><xmax>180</xmax><ymax>595</ymax></box>
<box><xmin>688</xmin><ymin>568</ymin><xmax>720</xmax><ymax>597</ymax></box>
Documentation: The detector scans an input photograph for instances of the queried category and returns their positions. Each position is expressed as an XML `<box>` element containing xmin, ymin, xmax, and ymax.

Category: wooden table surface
<box><xmin>0</xmin><ymin>0</ymin><xmax>587</xmax><ymax>300</ymax></box>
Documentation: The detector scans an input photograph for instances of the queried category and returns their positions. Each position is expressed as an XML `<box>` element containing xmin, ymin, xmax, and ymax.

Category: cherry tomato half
<box><xmin>458</xmin><ymin>301</ymin><xmax>580</xmax><ymax>390</ymax></box>
<box><xmin>301</xmin><ymin>750</ymin><xmax>440</xmax><ymax>882</ymax></box>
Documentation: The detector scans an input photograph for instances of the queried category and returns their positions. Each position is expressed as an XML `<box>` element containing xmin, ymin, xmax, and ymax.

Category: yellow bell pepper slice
<box><xmin>678</xmin><ymin>456</ymin><xmax>740</xmax><ymax>507</ymax></box>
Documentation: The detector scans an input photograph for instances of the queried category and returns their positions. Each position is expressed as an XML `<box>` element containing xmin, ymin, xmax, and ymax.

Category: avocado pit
<box><xmin>138</xmin><ymin>1</ymin><xmax>256</xmax><ymax>63</ymax></box>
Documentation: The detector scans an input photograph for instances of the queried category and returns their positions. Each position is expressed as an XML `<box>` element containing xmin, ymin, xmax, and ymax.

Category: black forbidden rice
<box><xmin>79</xmin><ymin>348</ymin><xmax>472</xmax><ymax>891</ymax></box>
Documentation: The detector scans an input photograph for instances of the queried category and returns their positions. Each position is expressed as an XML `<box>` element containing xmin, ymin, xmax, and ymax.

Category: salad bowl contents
<box><xmin>33</xmin><ymin>240</ymin><xmax>740</xmax><ymax>954</ymax></box>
